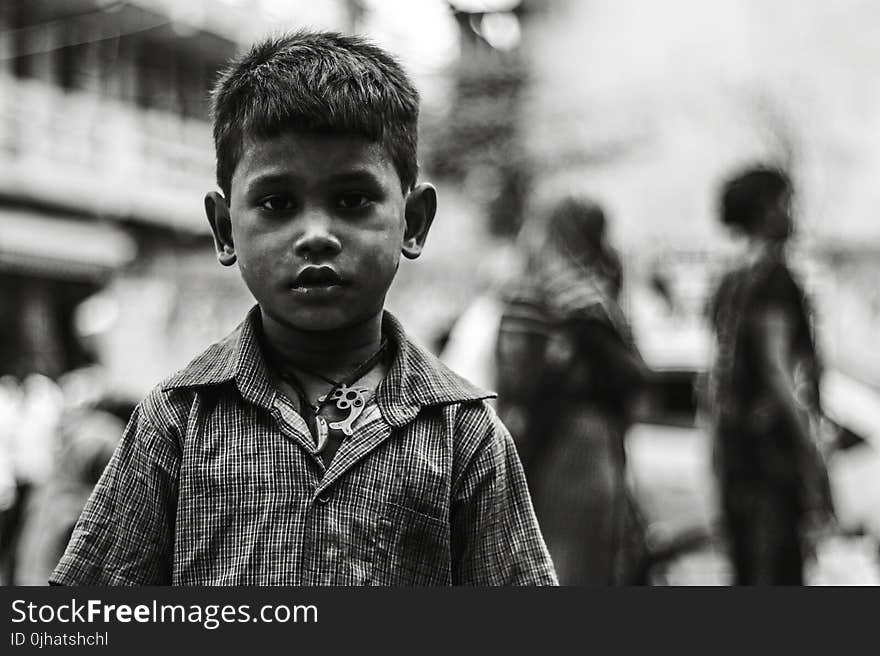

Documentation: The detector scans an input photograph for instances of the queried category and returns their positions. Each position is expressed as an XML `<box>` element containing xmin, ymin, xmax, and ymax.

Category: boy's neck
<box><xmin>258</xmin><ymin>308</ymin><xmax>386</xmax><ymax>382</ymax></box>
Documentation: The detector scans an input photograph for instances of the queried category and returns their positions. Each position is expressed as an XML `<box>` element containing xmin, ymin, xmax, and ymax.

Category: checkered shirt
<box><xmin>50</xmin><ymin>307</ymin><xmax>557</xmax><ymax>586</ymax></box>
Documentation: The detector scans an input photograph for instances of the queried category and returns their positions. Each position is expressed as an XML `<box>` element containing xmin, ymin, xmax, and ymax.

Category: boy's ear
<box><xmin>402</xmin><ymin>183</ymin><xmax>437</xmax><ymax>260</ymax></box>
<box><xmin>204</xmin><ymin>191</ymin><xmax>237</xmax><ymax>266</ymax></box>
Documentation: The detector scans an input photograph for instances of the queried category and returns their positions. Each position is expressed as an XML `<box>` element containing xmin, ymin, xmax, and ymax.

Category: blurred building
<box><xmin>0</xmin><ymin>0</ymin><xmax>354</xmax><ymax>396</ymax></box>
<box><xmin>424</xmin><ymin>0</ymin><xmax>530</xmax><ymax>238</ymax></box>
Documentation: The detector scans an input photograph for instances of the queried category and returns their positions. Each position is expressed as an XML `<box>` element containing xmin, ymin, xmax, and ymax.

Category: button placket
<box><xmin>271</xmin><ymin>400</ymin><xmax>324</xmax><ymax>465</ymax></box>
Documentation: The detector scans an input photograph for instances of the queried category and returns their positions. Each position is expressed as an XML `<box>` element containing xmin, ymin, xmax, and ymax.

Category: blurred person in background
<box><xmin>6</xmin><ymin>291</ymin><xmax>132</xmax><ymax>585</ymax></box>
<box><xmin>0</xmin><ymin>373</ymin><xmax>63</xmax><ymax>585</ymax></box>
<box><xmin>494</xmin><ymin>196</ymin><xmax>650</xmax><ymax>585</ymax></box>
<box><xmin>0</xmin><ymin>376</ymin><xmax>22</xmax><ymax>584</ymax></box>
<box><xmin>13</xmin><ymin>367</ymin><xmax>131</xmax><ymax>586</ymax></box>
<box><xmin>707</xmin><ymin>165</ymin><xmax>835</xmax><ymax>585</ymax></box>
<box><xmin>438</xmin><ymin>241</ymin><xmax>523</xmax><ymax>393</ymax></box>
<box><xmin>14</xmin><ymin>402</ymin><xmax>129</xmax><ymax>586</ymax></box>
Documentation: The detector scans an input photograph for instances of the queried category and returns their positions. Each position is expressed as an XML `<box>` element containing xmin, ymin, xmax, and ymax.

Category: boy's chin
<box><xmin>283</xmin><ymin>308</ymin><xmax>370</xmax><ymax>334</ymax></box>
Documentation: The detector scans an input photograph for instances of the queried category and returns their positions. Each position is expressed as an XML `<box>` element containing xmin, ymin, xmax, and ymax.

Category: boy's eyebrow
<box><xmin>244</xmin><ymin>170</ymin><xmax>386</xmax><ymax>190</ymax></box>
<box><xmin>244</xmin><ymin>172</ymin><xmax>302</xmax><ymax>190</ymax></box>
<box><xmin>325</xmin><ymin>170</ymin><xmax>385</xmax><ymax>187</ymax></box>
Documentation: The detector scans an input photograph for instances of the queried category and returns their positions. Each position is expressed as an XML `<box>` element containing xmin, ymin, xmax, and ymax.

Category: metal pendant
<box><xmin>314</xmin><ymin>415</ymin><xmax>330</xmax><ymax>453</ymax></box>
<box><xmin>319</xmin><ymin>384</ymin><xmax>369</xmax><ymax>436</ymax></box>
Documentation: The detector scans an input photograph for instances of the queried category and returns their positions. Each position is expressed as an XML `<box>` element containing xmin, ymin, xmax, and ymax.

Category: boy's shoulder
<box><xmin>379</xmin><ymin>313</ymin><xmax>509</xmax><ymax>471</ymax></box>
<box><xmin>375</xmin><ymin>311</ymin><xmax>496</xmax><ymax>422</ymax></box>
<box><xmin>159</xmin><ymin>328</ymin><xmax>242</xmax><ymax>392</ymax></box>
<box><xmin>136</xmin><ymin>311</ymin><xmax>257</xmax><ymax>431</ymax></box>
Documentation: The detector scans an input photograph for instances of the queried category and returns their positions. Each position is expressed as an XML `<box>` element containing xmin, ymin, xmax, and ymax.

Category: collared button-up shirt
<box><xmin>50</xmin><ymin>307</ymin><xmax>557</xmax><ymax>586</ymax></box>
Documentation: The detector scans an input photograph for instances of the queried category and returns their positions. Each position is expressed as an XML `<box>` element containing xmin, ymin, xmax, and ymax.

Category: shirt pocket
<box><xmin>373</xmin><ymin>503</ymin><xmax>451</xmax><ymax>586</ymax></box>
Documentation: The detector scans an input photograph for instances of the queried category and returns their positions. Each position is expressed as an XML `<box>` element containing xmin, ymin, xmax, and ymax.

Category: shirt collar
<box><xmin>161</xmin><ymin>305</ymin><xmax>276</xmax><ymax>410</ymax></box>
<box><xmin>162</xmin><ymin>306</ymin><xmax>494</xmax><ymax>425</ymax></box>
<box><xmin>375</xmin><ymin>312</ymin><xmax>495</xmax><ymax>426</ymax></box>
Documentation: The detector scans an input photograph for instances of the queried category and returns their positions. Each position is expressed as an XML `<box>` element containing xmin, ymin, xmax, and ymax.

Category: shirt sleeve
<box><xmin>49</xmin><ymin>402</ymin><xmax>181</xmax><ymax>585</ymax></box>
<box><xmin>450</xmin><ymin>405</ymin><xmax>558</xmax><ymax>586</ymax></box>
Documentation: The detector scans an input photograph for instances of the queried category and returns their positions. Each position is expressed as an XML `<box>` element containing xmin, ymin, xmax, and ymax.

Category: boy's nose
<box><xmin>294</xmin><ymin>217</ymin><xmax>342</xmax><ymax>260</ymax></box>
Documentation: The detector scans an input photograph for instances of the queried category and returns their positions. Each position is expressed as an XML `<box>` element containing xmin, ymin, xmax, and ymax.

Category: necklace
<box><xmin>277</xmin><ymin>339</ymin><xmax>388</xmax><ymax>453</ymax></box>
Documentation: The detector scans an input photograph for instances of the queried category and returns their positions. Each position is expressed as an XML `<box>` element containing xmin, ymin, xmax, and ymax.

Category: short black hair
<box><xmin>719</xmin><ymin>165</ymin><xmax>792</xmax><ymax>232</ymax></box>
<box><xmin>544</xmin><ymin>196</ymin><xmax>607</xmax><ymax>251</ymax></box>
<box><xmin>210</xmin><ymin>30</ymin><xmax>420</xmax><ymax>198</ymax></box>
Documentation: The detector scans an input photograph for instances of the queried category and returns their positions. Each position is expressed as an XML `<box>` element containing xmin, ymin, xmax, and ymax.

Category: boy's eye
<box><xmin>336</xmin><ymin>193</ymin><xmax>372</xmax><ymax>210</ymax></box>
<box><xmin>259</xmin><ymin>195</ymin><xmax>295</xmax><ymax>212</ymax></box>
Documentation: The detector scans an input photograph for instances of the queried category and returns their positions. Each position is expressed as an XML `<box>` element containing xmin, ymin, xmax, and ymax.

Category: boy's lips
<box><xmin>291</xmin><ymin>266</ymin><xmax>345</xmax><ymax>291</ymax></box>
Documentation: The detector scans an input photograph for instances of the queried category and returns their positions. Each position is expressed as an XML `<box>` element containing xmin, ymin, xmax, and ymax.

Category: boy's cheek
<box><xmin>359</xmin><ymin>243</ymin><xmax>400</xmax><ymax>269</ymax></box>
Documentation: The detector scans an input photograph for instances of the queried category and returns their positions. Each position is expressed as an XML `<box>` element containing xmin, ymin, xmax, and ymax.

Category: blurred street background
<box><xmin>1</xmin><ymin>0</ymin><xmax>879</xmax><ymax>585</ymax></box>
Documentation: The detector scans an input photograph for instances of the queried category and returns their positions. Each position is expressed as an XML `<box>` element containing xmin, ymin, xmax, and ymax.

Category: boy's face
<box><xmin>206</xmin><ymin>131</ymin><xmax>435</xmax><ymax>333</ymax></box>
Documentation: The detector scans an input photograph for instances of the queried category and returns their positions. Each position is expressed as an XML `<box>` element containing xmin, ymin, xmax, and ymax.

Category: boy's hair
<box><xmin>544</xmin><ymin>196</ymin><xmax>607</xmax><ymax>253</ymax></box>
<box><xmin>210</xmin><ymin>30</ymin><xmax>420</xmax><ymax>198</ymax></box>
<box><xmin>519</xmin><ymin>195</ymin><xmax>607</xmax><ymax>271</ymax></box>
<box><xmin>719</xmin><ymin>165</ymin><xmax>792</xmax><ymax>233</ymax></box>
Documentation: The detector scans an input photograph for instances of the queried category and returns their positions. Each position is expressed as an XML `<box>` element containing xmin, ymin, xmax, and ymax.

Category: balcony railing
<box><xmin>0</xmin><ymin>75</ymin><xmax>216</xmax><ymax>233</ymax></box>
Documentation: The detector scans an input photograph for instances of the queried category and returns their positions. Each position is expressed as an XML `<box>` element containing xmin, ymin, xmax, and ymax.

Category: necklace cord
<box><xmin>277</xmin><ymin>338</ymin><xmax>389</xmax><ymax>414</ymax></box>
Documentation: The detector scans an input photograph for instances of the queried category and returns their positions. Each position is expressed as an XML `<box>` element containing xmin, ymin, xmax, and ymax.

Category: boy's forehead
<box><xmin>233</xmin><ymin>130</ymin><xmax>397</xmax><ymax>185</ymax></box>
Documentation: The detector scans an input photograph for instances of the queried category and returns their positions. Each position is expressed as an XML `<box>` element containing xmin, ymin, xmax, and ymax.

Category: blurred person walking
<box><xmin>495</xmin><ymin>196</ymin><xmax>650</xmax><ymax>585</ymax></box>
<box><xmin>707</xmin><ymin>165</ymin><xmax>835</xmax><ymax>585</ymax></box>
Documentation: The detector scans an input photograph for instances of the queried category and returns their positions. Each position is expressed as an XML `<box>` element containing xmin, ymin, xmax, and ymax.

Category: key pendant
<box><xmin>318</xmin><ymin>384</ymin><xmax>368</xmax><ymax>436</ymax></box>
<box><xmin>314</xmin><ymin>415</ymin><xmax>330</xmax><ymax>453</ymax></box>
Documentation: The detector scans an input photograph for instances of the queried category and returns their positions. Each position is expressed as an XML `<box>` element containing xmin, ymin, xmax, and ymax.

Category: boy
<box><xmin>50</xmin><ymin>31</ymin><xmax>557</xmax><ymax>586</ymax></box>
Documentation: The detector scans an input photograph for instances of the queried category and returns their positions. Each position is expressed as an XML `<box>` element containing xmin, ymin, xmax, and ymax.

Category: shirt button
<box><xmin>317</xmin><ymin>492</ymin><xmax>332</xmax><ymax>504</ymax></box>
